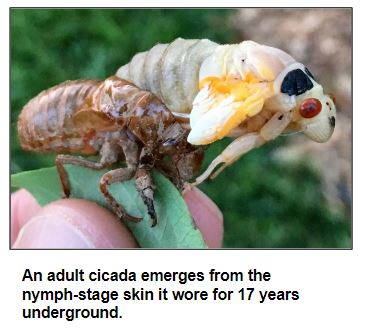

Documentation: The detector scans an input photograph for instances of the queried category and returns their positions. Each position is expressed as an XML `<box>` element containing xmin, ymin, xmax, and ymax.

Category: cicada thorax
<box><xmin>116</xmin><ymin>38</ymin><xmax>218</xmax><ymax>114</ymax></box>
<box><xmin>77</xmin><ymin>76</ymin><xmax>180</xmax><ymax>149</ymax></box>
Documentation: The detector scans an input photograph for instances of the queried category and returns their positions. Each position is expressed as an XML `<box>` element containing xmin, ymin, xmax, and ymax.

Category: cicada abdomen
<box><xmin>18</xmin><ymin>80</ymin><xmax>102</xmax><ymax>154</ymax></box>
<box><xmin>116</xmin><ymin>38</ymin><xmax>218</xmax><ymax>114</ymax></box>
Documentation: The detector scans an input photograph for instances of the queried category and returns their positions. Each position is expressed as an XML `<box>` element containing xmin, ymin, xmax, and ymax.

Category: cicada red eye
<box><xmin>299</xmin><ymin>98</ymin><xmax>322</xmax><ymax>118</ymax></box>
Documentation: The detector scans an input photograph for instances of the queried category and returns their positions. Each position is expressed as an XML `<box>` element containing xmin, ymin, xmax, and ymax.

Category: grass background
<box><xmin>10</xmin><ymin>8</ymin><xmax>351</xmax><ymax>248</ymax></box>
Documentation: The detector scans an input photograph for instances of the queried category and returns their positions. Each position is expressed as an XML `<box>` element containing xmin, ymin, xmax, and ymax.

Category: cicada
<box><xmin>18</xmin><ymin>76</ymin><xmax>204</xmax><ymax>226</ymax></box>
<box><xmin>117</xmin><ymin>38</ymin><xmax>336</xmax><ymax>184</ymax></box>
<box><xmin>18</xmin><ymin>38</ymin><xmax>336</xmax><ymax>227</ymax></box>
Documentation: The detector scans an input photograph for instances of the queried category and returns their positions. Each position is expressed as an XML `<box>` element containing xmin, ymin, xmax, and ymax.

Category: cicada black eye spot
<box><xmin>305</xmin><ymin>67</ymin><xmax>315</xmax><ymax>80</ymax></box>
<box><xmin>281</xmin><ymin>69</ymin><xmax>314</xmax><ymax>96</ymax></box>
<box><xmin>299</xmin><ymin>98</ymin><xmax>322</xmax><ymax>118</ymax></box>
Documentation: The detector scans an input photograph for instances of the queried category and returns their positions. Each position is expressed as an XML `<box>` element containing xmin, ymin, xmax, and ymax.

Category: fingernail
<box><xmin>13</xmin><ymin>199</ymin><xmax>138</xmax><ymax>249</ymax></box>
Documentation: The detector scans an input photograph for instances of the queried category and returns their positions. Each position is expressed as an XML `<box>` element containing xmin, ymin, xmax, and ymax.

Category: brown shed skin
<box><xmin>17</xmin><ymin>76</ymin><xmax>204</xmax><ymax>225</ymax></box>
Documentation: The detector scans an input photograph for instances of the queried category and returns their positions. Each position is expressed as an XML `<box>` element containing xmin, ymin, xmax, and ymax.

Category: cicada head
<box><xmin>266</xmin><ymin>62</ymin><xmax>336</xmax><ymax>142</ymax></box>
<box><xmin>189</xmin><ymin>41</ymin><xmax>336</xmax><ymax>145</ymax></box>
<box><xmin>297</xmin><ymin>92</ymin><xmax>336</xmax><ymax>142</ymax></box>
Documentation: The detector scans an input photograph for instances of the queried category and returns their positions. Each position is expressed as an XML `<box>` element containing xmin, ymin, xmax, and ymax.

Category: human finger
<box><xmin>183</xmin><ymin>187</ymin><xmax>224</xmax><ymax>248</ymax></box>
<box><xmin>11</xmin><ymin>189</ymin><xmax>42</xmax><ymax>245</ymax></box>
<box><xmin>12</xmin><ymin>198</ymin><xmax>138</xmax><ymax>249</ymax></box>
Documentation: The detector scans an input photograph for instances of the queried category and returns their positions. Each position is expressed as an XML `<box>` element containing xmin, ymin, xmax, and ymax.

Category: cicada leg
<box><xmin>97</xmin><ymin>133</ymin><xmax>143</xmax><ymax>223</ymax></box>
<box><xmin>56</xmin><ymin>136</ymin><xmax>142</xmax><ymax>223</ymax></box>
<box><xmin>135</xmin><ymin>168</ymin><xmax>156</xmax><ymax>227</ymax></box>
<box><xmin>135</xmin><ymin>147</ymin><xmax>157</xmax><ymax>227</ymax></box>
<box><xmin>56</xmin><ymin>154</ymin><xmax>141</xmax><ymax>223</ymax></box>
<box><xmin>100</xmin><ymin>168</ymin><xmax>141</xmax><ymax>223</ymax></box>
<box><xmin>192</xmin><ymin>112</ymin><xmax>292</xmax><ymax>185</ymax></box>
<box><xmin>192</xmin><ymin>133</ymin><xmax>265</xmax><ymax>185</ymax></box>
<box><xmin>55</xmin><ymin>154</ymin><xmax>109</xmax><ymax>198</ymax></box>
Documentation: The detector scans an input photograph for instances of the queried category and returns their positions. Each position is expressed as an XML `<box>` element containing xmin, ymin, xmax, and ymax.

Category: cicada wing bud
<box><xmin>243</xmin><ymin>41</ymin><xmax>296</xmax><ymax>81</ymax></box>
<box><xmin>188</xmin><ymin>84</ymin><xmax>266</xmax><ymax>145</ymax></box>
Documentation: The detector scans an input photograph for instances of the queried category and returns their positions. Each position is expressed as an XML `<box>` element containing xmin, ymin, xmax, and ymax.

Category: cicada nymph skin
<box><xmin>18</xmin><ymin>76</ymin><xmax>204</xmax><ymax>226</ymax></box>
<box><xmin>117</xmin><ymin>38</ymin><xmax>337</xmax><ymax>184</ymax></box>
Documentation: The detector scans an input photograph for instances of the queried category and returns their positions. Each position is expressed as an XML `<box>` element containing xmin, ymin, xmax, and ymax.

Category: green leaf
<box><xmin>11</xmin><ymin>166</ymin><xmax>207</xmax><ymax>248</ymax></box>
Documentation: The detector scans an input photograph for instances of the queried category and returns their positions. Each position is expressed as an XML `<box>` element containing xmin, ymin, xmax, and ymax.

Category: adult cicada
<box><xmin>117</xmin><ymin>38</ymin><xmax>336</xmax><ymax>184</ymax></box>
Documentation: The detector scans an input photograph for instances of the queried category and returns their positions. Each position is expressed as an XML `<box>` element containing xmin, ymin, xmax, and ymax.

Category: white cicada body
<box><xmin>117</xmin><ymin>38</ymin><xmax>336</xmax><ymax>184</ymax></box>
<box><xmin>117</xmin><ymin>38</ymin><xmax>218</xmax><ymax>114</ymax></box>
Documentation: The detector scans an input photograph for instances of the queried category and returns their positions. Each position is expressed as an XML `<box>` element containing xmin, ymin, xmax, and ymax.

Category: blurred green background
<box><xmin>10</xmin><ymin>8</ymin><xmax>351</xmax><ymax>248</ymax></box>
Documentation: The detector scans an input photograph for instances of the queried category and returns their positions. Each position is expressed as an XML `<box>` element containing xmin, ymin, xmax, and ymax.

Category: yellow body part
<box><xmin>188</xmin><ymin>75</ymin><xmax>274</xmax><ymax>145</ymax></box>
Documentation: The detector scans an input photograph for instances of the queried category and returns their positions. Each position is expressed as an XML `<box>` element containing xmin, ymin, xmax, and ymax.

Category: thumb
<box><xmin>12</xmin><ymin>198</ymin><xmax>138</xmax><ymax>249</ymax></box>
